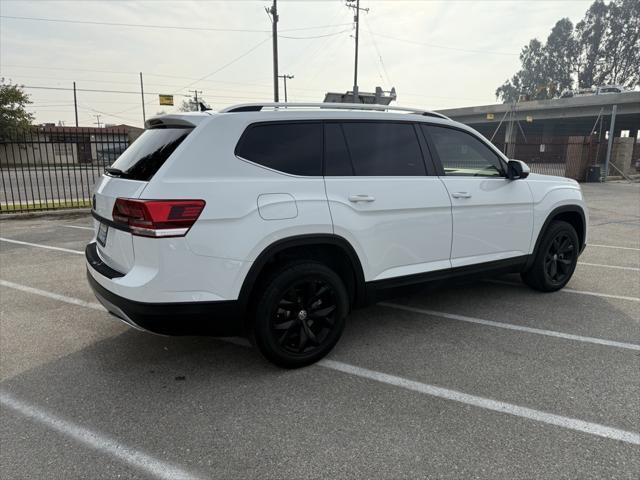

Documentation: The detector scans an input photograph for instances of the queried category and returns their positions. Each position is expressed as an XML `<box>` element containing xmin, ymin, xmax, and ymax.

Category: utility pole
<box><xmin>73</xmin><ymin>81</ymin><xmax>79</xmax><ymax>127</ymax></box>
<box><xmin>278</xmin><ymin>74</ymin><xmax>294</xmax><ymax>102</ymax></box>
<box><xmin>139</xmin><ymin>72</ymin><xmax>146</xmax><ymax>124</ymax></box>
<box><xmin>93</xmin><ymin>114</ymin><xmax>102</xmax><ymax>128</ymax></box>
<box><xmin>266</xmin><ymin>0</ymin><xmax>279</xmax><ymax>102</ymax></box>
<box><xmin>189</xmin><ymin>90</ymin><xmax>203</xmax><ymax>111</ymax></box>
<box><xmin>346</xmin><ymin>0</ymin><xmax>368</xmax><ymax>103</ymax></box>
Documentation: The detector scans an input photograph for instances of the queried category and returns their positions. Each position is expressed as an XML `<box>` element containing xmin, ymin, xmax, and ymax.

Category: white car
<box><xmin>86</xmin><ymin>103</ymin><xmax>588</xmax><ymax>368</ymax></box>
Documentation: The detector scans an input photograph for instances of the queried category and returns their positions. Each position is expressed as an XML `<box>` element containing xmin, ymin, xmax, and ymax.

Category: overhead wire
<box><xmin>0</xmin><ymin>15</ymin><xmax>352</xmax><ymax>34</ymax></box>
<box><xmin>368</xmin><ymin>31</ymin><xmax>518</xmax><ymax>56</ymax></box>
<box><xmin>363</xmin><ymin>15</ymin><xmax>391</xmax><ymax>87</ymax></box>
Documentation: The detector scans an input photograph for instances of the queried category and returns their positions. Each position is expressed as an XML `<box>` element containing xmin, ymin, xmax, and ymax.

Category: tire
<box><xmin>251</xmin><ymin>261</ymin><xmax>349</xmax><ymax>368</ymax></box>
<box><xmin>521</xmin><ymin>220</ymin><xmax>579</xmax><ymax>292</ymax></box>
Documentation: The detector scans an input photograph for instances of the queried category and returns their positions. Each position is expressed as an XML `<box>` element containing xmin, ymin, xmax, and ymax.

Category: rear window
<box><xmin>235</xmin><ymin>122</ymin><xmax>322</xmax><ymax>176</ymax></box>
<box><xmin>107</xmin><ymin>127</ymin><xmax>192</xmax><ymax>181</ymax></box>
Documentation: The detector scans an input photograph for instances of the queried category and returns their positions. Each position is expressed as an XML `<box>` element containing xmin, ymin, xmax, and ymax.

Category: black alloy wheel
<box><xmin>521</xmin><ymin>220</ymin><xmax>580</xmax><ymax>292</ymax></box>
<box><xmin>252</xmin><ymin>262</ymin><xmax>349</xmax><ymax>368</ymax></box>
<box><xmin>543</xmin><ymin>232</ymin><xmax>576</xmax><ymax>285</ymax></box>
<box><xmin>271</xmin><ymin>279</ymin><xmax>338</xmax><ymax>355</ymax></box>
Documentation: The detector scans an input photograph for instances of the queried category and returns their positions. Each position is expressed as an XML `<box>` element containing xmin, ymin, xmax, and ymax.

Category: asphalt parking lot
<box><xmin>1</xmin><ymin>182</ymin><xmax>639</xmax><ymax>479</ymax></box>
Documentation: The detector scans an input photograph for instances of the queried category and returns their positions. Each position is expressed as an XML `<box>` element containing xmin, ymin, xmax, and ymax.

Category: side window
<box><xmin>324</xmin><ymin>123</ymin><xmax>354</xmax><ymax>176</ymax></box>
<box><xmin>235</xmin><ymin>122</ymin><xmax>322</xmax><ymax>176</ymax></box>
<box><xmin>340</xmin><ymin>122</ymin><xmax>426</xmax><ymax>176</ymax></box>
<box><xmin>424</xmin><ymin>125</ymin><xmax>504</xmax><ymax>177</ymax></box>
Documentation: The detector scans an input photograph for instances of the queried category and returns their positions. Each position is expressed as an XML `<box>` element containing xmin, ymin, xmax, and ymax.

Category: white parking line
<box><xmin>0</xmin><ymin>237</ymin><xmax>84</xmax><ymax>255</ymax></box>
<box><xmin>4</xmin><ymin>278</ymin><xmax>640</xmax><ymax>445</ymax></box>
<box><xmin>579</xmin><ymin>262</ymin><xmax>640</xmax><ymax>272</ymax></box>
<box><xmin>379</xmin><ymin>302</ymin><xmax>640</xmax><ymax>351</ymax></box>
<box><xmin>0</xmin><ymin>279</ymin><xmax>104</xmax><ymax>310</ymax></box>
<box><xmin>62</xmin><ymin>225</ymin><xmax>94</xmax><ymax>231</ymax></box>
<box><xmin>319</xmin><ymin>360</ymin><xmax>640</xmax><ymax>446</ymax></box>
<box><xmin>0</xmin><ymin>391</ymin><xmax>202</xmax><ymax>480</ymax></box>
<box><xmin>589</xmin><ymin>244</ymin><xmax>640</xmax><ymax>252</ymax></box>
<box><xmin>3</xmin><ymin>237</ymin><xmax>638</xmax><ymax>301</ymax></box>
<box><xmin>487</xmin><ymin>279</ymin><xmax>640</xmax><ymax>302</ymax></box>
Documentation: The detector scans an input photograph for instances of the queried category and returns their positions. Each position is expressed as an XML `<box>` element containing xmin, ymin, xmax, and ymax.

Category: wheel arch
<box><xmin>237</xmin><ymin>234</ymin><xmax>367</xmax><ymax>315</ymax></box>
<box><xmin>527</xmin><ymin>205</ymin><xmax>586</xmax><ymax>269</ymax></box>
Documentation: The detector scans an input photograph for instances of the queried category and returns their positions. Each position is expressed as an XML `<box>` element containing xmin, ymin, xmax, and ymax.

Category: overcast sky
<box><xmin>1</xmin><ymin>0</ymin><xmax>594</xmax><ymax>127</ymax></box>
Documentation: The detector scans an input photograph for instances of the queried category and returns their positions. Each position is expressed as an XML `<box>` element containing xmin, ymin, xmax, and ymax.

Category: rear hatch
<box><xmin>93</xmin><ymin>125</ymin><xmax>194</xmax><ymax>274</ymax></box>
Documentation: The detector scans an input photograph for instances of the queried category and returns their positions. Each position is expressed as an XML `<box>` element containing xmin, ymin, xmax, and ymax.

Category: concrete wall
<box><xmin>610</xmin><ymin>137</ymin><xmax>636</xmax><ymax>176</ymax></box>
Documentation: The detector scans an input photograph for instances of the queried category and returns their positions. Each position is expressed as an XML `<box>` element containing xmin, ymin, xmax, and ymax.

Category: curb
<box><xmin>0</xmin><ymin>208</ymin><xmax>92</xmax><ymax>221</ymax></box>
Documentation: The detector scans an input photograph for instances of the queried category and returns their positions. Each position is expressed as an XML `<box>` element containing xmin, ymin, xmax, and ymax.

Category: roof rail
<box><xmin>219</xmin><ymin>102</ymin><xmax>451</xmax><ymax>120</ymax></box>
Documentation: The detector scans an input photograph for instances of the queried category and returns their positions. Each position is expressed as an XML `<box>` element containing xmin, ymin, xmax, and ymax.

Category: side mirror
<box><xmin>507</xmin><ymin>159</ymin><xmax>530</xmax><ymax>180</ymax></box>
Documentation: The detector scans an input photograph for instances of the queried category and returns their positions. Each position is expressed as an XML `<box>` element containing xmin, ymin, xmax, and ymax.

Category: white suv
<box><xmin>86</xmin><ymin>103</ymin><xmax>587</xmax><ymax>368</ymax></box>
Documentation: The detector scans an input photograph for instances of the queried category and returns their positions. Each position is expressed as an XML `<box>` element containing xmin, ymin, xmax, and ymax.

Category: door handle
<box><xmin>348</xmin><ymin>194</ymin><xmax>376</xmax><ymax>203</ymax></box>
<box><xmin>451</xmin><ymin>192</ymin><xmax>472</xmax><ymax>199</ymax></box>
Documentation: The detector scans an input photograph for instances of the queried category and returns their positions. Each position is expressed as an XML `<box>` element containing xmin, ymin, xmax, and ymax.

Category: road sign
<box><xmin>486</xmin><ymin>113</ymin><xmax>494</xmax><ymax>120</ymax></box>
<box><xmin>159</xmin><ymin>95</ymin><xmax>174</xmax><ymax>106</ymax></box>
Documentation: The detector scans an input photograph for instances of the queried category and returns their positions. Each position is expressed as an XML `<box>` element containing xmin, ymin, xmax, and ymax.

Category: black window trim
<box><xmin>419</xmin><ymin>123</ymin><xmax>508</xmax><ymax>177</ymax></box>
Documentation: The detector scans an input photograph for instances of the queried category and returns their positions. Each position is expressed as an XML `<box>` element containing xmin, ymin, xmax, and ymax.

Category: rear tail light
<box><xmin>112</xmin><ymin>198</ymin><xmax>205</xmax><ymax>237</ymax></box>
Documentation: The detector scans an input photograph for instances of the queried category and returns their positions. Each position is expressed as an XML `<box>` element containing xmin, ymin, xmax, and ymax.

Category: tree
<box><xmin>546</xmin><ymin>18</ymin><xmax>579</xmax><ymax>94</ymax></box>
<box><xmin>495</xmin><ymin>38</ymin><xmax>553</xmax><ymax>102</ymax></box>
<box><xmin>179</xmin><ymin>99</ymin><xmax>198</xmax><ymax>112</ymax></box>
<box><xmin>597</xmin><ymin>0</ymin><xmax>640</xmax><ymax>88</ymax></box>
<box><xmin>575</xmin><ymin>0</ymin><xmax>608</xmax><ymax>88</ymax></box>
<box><xmin>496</xmin><ymin>0</ymin><xmax>640</xmax><ymax>102</ymax></box>
<box><xmin>0</xmin><ymin>78</ymin><xmax>34</xmax><ymax>135</ymax></box>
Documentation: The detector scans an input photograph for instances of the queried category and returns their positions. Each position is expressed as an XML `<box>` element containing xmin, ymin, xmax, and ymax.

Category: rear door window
<box><xmin>324</xmin><ymin>123</ymin><xmax>354</xmax><ymax>176</ymax></box>
<box><xmin>340</xmin><ymin>122</ymin><xmax>426</xmax><ymax>176</ymax></box>
<box><xmin>235</xmin><ymin>122</ymin><xmax>322</xmax><ymax>176</ymax></box>
<box><xmin>107</xmin><ymin>128</ymin><xmax>192</xmax><ymax>181</ymax></box>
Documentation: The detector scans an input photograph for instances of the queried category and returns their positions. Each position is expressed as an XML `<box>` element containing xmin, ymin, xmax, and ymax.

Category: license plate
<box><xmin>97</xmin><ymin>222</ymin><xmax>109</xmax><ymax>247</ymax></box>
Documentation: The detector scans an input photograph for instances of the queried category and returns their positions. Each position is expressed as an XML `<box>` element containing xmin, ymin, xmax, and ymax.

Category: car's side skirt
<box><xmin>365</xmin><ymin>255</ymin><xmax>530</xmax><ymax>303</ymax></box>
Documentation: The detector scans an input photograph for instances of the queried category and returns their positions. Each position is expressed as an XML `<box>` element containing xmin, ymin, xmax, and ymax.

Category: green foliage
<box><xmin>0</xmin><ymin>78</ymin><xmax>35</xmax><ymax>136</ymax></box>
<box><xmin>496</xmin><ymin>0</ymin><xmax>640</xmax><ymax>102</ymax></box>
<box><xmin>179</xmin><ymin>99</ymin><xmax>198</xmax><ymax>112</ymax></box>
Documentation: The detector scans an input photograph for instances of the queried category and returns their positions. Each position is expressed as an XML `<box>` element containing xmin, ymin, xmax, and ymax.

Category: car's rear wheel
<box><xmin>521</xmin><ymin>220</ymin><xmax>579</xmax><ymax>292</ymax></box>
<box><xmin>251</xmin><ymin>262</ymin><xmax>349</xmax><ymax>368</ymax></box>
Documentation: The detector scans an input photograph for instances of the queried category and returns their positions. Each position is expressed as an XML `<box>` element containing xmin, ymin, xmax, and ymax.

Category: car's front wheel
<box><xmin>521</xmin><ymin>220</ymin><xmax>579</xmax><ymax>292</ymax></box>
<box><xmin>251</xmin><ymin>261</ymin><xmax>349</xmax><ymax>368</ymax></box>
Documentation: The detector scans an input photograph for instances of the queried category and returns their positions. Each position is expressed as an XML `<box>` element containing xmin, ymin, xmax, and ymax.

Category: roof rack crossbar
<box><xmin>220</xmin><ymin>102</ymin><xmax>450</xmax><ymax>120</ymax></box>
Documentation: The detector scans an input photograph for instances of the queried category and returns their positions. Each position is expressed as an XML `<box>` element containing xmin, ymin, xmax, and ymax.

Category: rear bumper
<box><xmin>86</xmin><ymin>245</ymin><xmax>244</xmax><ymax>336</ymax></box>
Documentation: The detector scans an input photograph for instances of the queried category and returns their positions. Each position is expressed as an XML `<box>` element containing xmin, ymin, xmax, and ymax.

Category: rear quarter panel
<box><xmin>140</xmin><ymin>114</ymin><xmax>334</xmax><ymax>299</ymax></box>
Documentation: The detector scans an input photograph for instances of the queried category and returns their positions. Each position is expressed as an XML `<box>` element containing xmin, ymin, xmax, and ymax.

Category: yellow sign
<box><xmin>486</xmin><ymin>113</ymin><xmax>495</xmax><ymax>120</ymax></box>
<box><xmin>159</xmin><ymin>95</ymin><xmax>174</xmax><ymax>106</ymax></box>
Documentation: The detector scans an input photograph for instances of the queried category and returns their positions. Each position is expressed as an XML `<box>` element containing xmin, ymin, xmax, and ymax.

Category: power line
<box><xmin>0</xmin><ymin>15</ymin><xmax>351</xmax><ymax>33</ymax></box>
<box><xmin>167</xmin><ymin>37</ymin><xmax>271</xmax><ymax>94</ymax></box>
<box><xmin>363</xmin><ymin>15</ymin><xmax>391</xmax><ymax>86</ymax></box>
<box><xmin>2</xmin><ymin>64</ymin><xmax>298</xmax><ymax>90</ymax></box>
<box><xmin>21</xmin><ymin>85</ymin><xmax>191</xmax><ymax>96</ymax></box>
<box><xmin>369</xmin><ymin>31</ymin><xmax>518</xmax><ymax>56</ymax></box>
<box><xmin>279</xmin><ymin>29</ymin><xmax>352</xmax><ymax>40</ymax></box>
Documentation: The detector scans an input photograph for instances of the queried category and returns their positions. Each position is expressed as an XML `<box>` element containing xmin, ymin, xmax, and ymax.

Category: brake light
<box><xmin>112</xmin><ymin>198</ymin><xmax>205</xmax><ymax>237</ymax></box>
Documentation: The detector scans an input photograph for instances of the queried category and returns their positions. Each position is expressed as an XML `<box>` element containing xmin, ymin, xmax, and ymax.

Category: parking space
<box><xmin>1</xmin><ymin>183</ymin><xmax>639</xmax><ymax>479</ymax></box>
